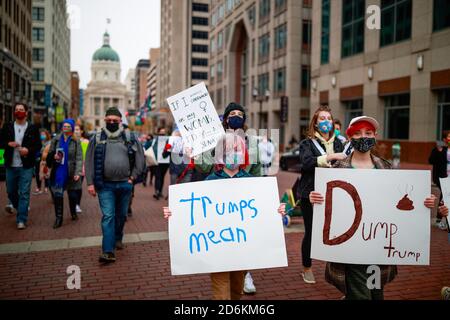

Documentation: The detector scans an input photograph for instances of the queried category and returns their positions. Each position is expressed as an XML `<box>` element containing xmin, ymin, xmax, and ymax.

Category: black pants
<box><xmin>53</xmin><ymin>189</ymin><xmax>79</xmax><ymax>217</ymax></box>
<box><xmin>155</xmin><ymin>164</ymin><xmax>169</xmax><ymax>194</ymax></box>
<box><xmin>149</xmin><ymin>166</ymin><xmax>156</xmax><ymax>185</ymax></box>
<box><xmin>300</xmin><ymin>198</ymin><xmax>313</xmax><ymax>268</ymax></box>
<box><xmin>35</xmin><ymin>161</ymin><xmax>50</xmax><ymax>190</ymax></box>
<box><xmin>345</xmin><ymin>264</ymin><xmax>384</xmax><ymax>300</ymax></box>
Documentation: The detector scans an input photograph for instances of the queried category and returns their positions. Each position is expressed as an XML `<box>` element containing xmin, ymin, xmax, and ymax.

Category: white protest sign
<box><xmin>440</xmin><ymin>177</ymin><xmax>450</xmax><ymax>206</ymax></box>
<box><xmin>311</xmin><ymin>168</ymin><xmax>430</xmax><ymax>265</ymax></box>
<box><xmin>168</xmin><ymin>177</ymin><xmax>288</xmax><ymax>275</ymax></box>
<box><xmin>166</xmin><ymin>82</ymin><xmax>225</xmax><ymax>157</ymax></box>
<box><xmin>157</xmin><ymin>136</ymin><xmax>170</xmax><ymax>164</ymax></box>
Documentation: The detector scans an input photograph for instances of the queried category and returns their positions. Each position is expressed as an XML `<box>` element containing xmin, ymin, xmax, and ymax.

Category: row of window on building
<box><xmin>321</xmin><ymin>0</ymin><xmax>450</xmax><ymax>64</ymax></box>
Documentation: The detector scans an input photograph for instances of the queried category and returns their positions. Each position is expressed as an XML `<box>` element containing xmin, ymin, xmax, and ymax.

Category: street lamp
<box><xmin>253</xmin><ymin>87</ymin><xmax>270</xmax><ymax>129</ymax></box>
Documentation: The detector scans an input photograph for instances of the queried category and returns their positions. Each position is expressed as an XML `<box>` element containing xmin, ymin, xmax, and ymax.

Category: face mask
<box><xmin>63</xmin><ymin>128</ymin><xmax>73</xmax><ymax>135</ymax></box>
<box><xmin>106</xmin><ymin>122</ymin><xmax>120</xmax><ymax>133</ymax></box>
<box><xmin>317</xmin><ymin>120</ymin><xmax>333</xmax><ymax>134</ymax></box>
<box><xmin>228</xmin><ymin>116</ymin><xmax>245</xmax><ymax>130</ymax></box>
<box><xmin>14</xmin><ymin>111</ymin><xmax>27</xmax><ymax>120</ymax></box>
<box><xmin>40</xmin><ymin>135</ymin><xmax>47</xmax><ymax>141</ymax></box>
<box><xmin>334</xmin><ymin>129</ymin><xmax>341</xmax><ymax>137</ymax></box>
<box><xmin>351</xmin><ymin>137</ymin><xmax>376</xmax><ymax>153</ymax></box>
<box><xmin>225</xmin><ymin>152</ymin><xmax>244</xmax><ymax>170</ymax></box>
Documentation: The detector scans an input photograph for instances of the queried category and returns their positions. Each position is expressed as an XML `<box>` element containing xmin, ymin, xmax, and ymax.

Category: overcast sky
<box><xmin>68</xmin><ymin>0</ymin><xmax>161</xmax><ymax>88</ymax></box>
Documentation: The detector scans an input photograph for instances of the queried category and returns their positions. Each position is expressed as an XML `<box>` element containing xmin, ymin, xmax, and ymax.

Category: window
<box><xmin>321</xmin><ymin>0</ymin><xmax>330</xmax><ymax>64</ymax></box>
<box><xmin>192</xmin><ymin>44</ymin><xmax>208</xmax><ymax>53</ymax></box>
<box><xmin>275</xmin><ymin>0</ymin><xmax>287</xmax><ymax>15</ymax></box>
<box><xmin>302</xmin><ymin>20</ymin><xmax>312</xmax><ymax>51</ymax></box>
<box><xmin>217</xmin><ymin>31</ymin><xmax>223</xmax><ymax>51</ymax></box>
<box><xmin>32</xmin><ymin>48</ymin><xmax>44</xmax><ymax>62</ymax></box>
<box><xmin>258</xmin><ymin>73</ymin><xmax>270</xmax><ymax>94</ymax></box>
<box><xmin>433</xmin><ymin>0</ymin><xmax>450</xmax><ymax>32</ymax></box>
<box><xmin>301</xmin><ymin>65</ymin><xmax>310</xmax><ymax>96</ymax></box>
<box><xmin>32</xmin><ymin>7</ymin><xmax>44</xmax><ymax>21</ymax></box>
<box><xmin>212</xmin><ymin>11</ymin><xmax>218</xmax><ymax>27</ymax></box>
<box><xmin>32</xmin><ymin>68</ymin><xmax>44</xmax><ymax>81</ymax></box>
<box><xmin>384</xmin><ymin>94</ymin><xmax>410</xmax><ymax>139</ymax></box>
<box><xmin>217</xmin><ymin>88</ymin><xmax>223</xmax><ymax>107</ymax></box>
<box><xmin>437</xmin><ymin>89</ymin><xmax>450</xmax><ymax>139</ymax></box>
<box><xmin>217</xmin><ymin>61</ymin><xmax>223</xmax><ymax>80</ymax></box>
<box><xmin>192</xmin><ymin>30</ymin><xmax>208</xmax><ymax>39</ymax></box>
<box><xmin>275</xmin><ymin>24</ymin><xmax>287</xmax><ymax>52</ymax></box>
<box><xmin>273</xmin><ymin>68</ymin><xmax>286</xmax><ymax>96</ymax></box>
<box><xmin>32</xmin><ymin>28</ymin><xmax>44</xmax><ymax>41</ymax></box>
<box><xmin>258</xmin><ymin>33</ymin><xmax>270</xmax><ymax>64</ymax></box>
<box><xmin>210</xmin><ymin>36</ymin><xmax>216</xmax><ymax>54</ymax></box>
<box><xmin>248</xmin><ymin>5</ymin><xmax>256</xmax><ymax>27</ymax></box>
<box><xmin>192</xmin><ymin>17</ymin><xmax>209</xmax><ymax>26</ymax></box>
<box><xmin>218</xmin><ymin>4</ymin><xmax>225</xmax><ymax>20</ymax></box>
<box><xmin>210</xmin><ymin>65</ymin><xmax>215</xmax><ymax>80</ymax></box>
<box><xmin>226</xmin><ymin>0</ymin><xmax>234</xmax><ymax>13</ymax></box>
<box><xmin>342</xmin><ymin>0</ymin><xmax>365</xmax><ymax>58</ymax></box>
<box><xmin>380</xmin><ymin>0</ymin><xmax>412</xmax><ymax>47</ymax></box>
<box><xmin>344</xmin><ymin>99</ymin><xmax>363</xmax><ymax>128</ymax></box>
<box><xmin>259</xmin><ymin>0</ymin><xmax>271</xmax><ymax>22</ymax></box>
<box><xmin>192</xmin><ymin>3</ymin><xmax>209</xmax><ymax>12</ymax></box>
<box><xmin>192</xmin><ymin>58</ymin><xmax>208</xmax><ymax>66</ymax></box>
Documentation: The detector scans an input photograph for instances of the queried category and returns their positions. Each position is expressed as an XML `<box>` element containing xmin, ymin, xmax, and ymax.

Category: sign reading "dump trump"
<box><xmin>168</xmin><ymin>177</ymin><xmax>288</xmax><ymax>275</ymax></box>
<box><xmin>311</xmin><ymin>168</ymin><xmax>431</xmax><ymax>266</ymax></box>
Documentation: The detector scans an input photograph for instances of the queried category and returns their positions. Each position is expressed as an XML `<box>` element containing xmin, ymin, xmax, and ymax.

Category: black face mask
<box><xmin>106</xmin><ymin>123</ymin><xmax>120</xmax><ymax>133</ymax></box>
<box><xmin>351</xmin><ymin>137</ymin><xmax>376</xmax><ymax>153</ymax></box>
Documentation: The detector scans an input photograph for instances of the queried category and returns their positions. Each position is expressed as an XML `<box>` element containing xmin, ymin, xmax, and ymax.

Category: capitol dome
<box><xmin>92</xmin><ymin>32</ymin><xmax>120</xmax><ymax>62</ymax></box>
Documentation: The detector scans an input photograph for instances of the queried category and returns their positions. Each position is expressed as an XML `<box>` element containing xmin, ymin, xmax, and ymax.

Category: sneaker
<box><xmin>99</xmin><ymin>252</ymin><xmax>116</xmax><ymax>263</ymax></box>
<box><xmin>302</xmin><ymin>269</ymin><xmax>316</xmax><ymax>284</ymax></box>
<box><xmin>5</xmin><ymin>205</ymin><xmax>16</xmax><ymax>215</ymax></box>
<box><xmin>115</xmin><ymin>240</ymin><xmax>124</xmax><ymax>250</ymax></box>
<box><xmin>17</xmin><ymin>222</ymin><xmax>26</xmax><ymax>230</ymax></box>
<box><xmin>243</xmin><ymin>272</ymin><xmax>256</xmax><ymax>294</ymax></box>
<box><xmin>442</xmin><ymin>287</ymin><xmax>450</xmax><ymax>300</ymax></box>
<box><xmin>32</xmin><ymin>189</ymin><xmax>42</xmax><ymax>195</ymax></box>
<box><xmin>75</xmin><ymin>205</ymin><xmax>82</xmax><ymax>214</ymax></box>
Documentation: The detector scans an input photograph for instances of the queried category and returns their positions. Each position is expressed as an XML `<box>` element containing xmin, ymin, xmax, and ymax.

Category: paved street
<box><xmin>0</xmin><ymin>170</ymin><xmax>449</xmax><ymax>300</ymax></box>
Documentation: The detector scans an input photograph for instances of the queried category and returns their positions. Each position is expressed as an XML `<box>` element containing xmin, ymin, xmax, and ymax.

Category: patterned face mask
<box><xmin>351</xmin><ymin>137</ymin><xmax>376</xmax><ymax>153</ymax></box>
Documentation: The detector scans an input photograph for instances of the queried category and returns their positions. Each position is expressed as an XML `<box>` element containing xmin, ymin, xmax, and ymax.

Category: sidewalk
<box><xmin>0</xmin><ymin>171</ymin><xmax>449</xmax><ymax>300</ymax></box>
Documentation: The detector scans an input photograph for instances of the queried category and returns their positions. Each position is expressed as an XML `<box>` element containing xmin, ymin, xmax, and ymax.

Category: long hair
<box><xmin>307</xmin><ymin>105</ymin><xmax>334</xmax><ymax>139</ymax></box>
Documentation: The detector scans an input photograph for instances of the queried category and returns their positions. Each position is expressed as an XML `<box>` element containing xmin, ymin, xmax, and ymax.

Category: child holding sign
<box><xmin>164</xmin><ymin>133</ymin><xmax>286</xmax><ymax>300</ymax></box>
<box><xmin>309</xmin><ymin>116</ymin><xmax>437</xmax><ymax>300</ymax></box>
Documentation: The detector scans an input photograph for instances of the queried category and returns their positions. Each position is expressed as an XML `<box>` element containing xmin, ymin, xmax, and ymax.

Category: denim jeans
<box><xmin>6</xmin><ymin>167</ymin><xmax>34</xmax><ymax>224</ymax></box>
<box><xmin>98</xmin><ymin>181</ymin><xmax>133</xmax><ymax>253</ymax></box>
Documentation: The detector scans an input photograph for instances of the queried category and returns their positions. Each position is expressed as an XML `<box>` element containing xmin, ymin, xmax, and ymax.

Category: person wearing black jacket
<box><xmin>1</xmin><ymin>103</ymin><xmax>41</xmax><ymax>229</ymax></box>
<box><xmin>297</xmin><ymin>106</ymin><xmax>345</xmax><ymax>284</ymax></box>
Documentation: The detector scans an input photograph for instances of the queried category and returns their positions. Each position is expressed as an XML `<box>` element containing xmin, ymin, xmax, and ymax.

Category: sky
<box><xmin>68</xmin><ymin>0</ymin><xmax>161</xmax><ymax>88</ymax></box>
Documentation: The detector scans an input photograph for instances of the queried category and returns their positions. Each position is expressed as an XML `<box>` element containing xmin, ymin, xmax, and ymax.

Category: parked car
<box><xmin>279</xmin><ymin>147</ymin><xmax>301</xmax><ymax>172</ymax></box>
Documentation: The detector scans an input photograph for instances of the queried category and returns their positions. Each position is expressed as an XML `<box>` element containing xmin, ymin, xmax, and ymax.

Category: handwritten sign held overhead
<box><xmin>311</xmin><ymin>168</ymin><xmax>431</xmax><ymax>265</ymax></box>
<box><xmin>168</xmin><ymin>177</ymin><xmax>288</xmax><ymax>275</ymax></box>
<box><xmin>166</xmin><ymin>82</ymin><xmax>225</xmax><ymax>157</ymax></box>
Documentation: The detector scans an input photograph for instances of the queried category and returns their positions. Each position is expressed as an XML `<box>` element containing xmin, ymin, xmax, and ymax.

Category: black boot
<box><xmin>53</xmin><ymin>197</ymin><xmax>63</xmax><ymax>229</ymax></box>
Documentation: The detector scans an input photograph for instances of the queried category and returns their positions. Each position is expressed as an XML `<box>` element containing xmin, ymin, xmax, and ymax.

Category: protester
<box><xmin>428</xmin><ymin>133</ymin><xmax>449</xmax><ymax>230</ymax></box>
<box><xmin>163</xmin><ymin>133</ymin><xmax>286</xmax><ymax>300</ymax></box>
<box><xmin>152</xmin><ymin>127</ymin><xmax>170</xmax><ymax>200</ymax></box>
<box><xmin>163</xmin><ymin>128</ymin><xmax>195</xmax><ymax>186</ymax></box>
<box><xmin>144</xmin><ymin>134</ymin><xmax>156</xmax><ymax>186</ymax></box>
<box><xmin>297</xmin><ymin>106</ymin><xmax>346</xmax><ymax>284</ymax></box>
<box><xmin>85</xmin><ymin>107</ymin><xmax>145</xmax><ymax>263</ymax></box>
<box><xmin>33</xmin><ymin>129</ymin><xmax>52</xmax><ymax>195</ymax></box>
<box><xmin>1</xmin><ymin>103</ymin><xmax>41</xmax><ymax>229</ymax></box>
<box><xmin>258</xmin><ymin>136</ymin><xmax>275</xmax><ymax>176</ymax></box>
<box><xmin>195</xmin><ymin>102</ymin><xmax>262</xmax><ymax>294</ymax></box>
<box><xmin>46</xmin><ymin>119</ymin><xmax>83</xmax><ymax>228</ymax></box>
<box><xmin>334</xmin><ymin>119</ymin><xmax>347</xmax><ymax>144</ymax></box>
<box><xmin>74</xmin><ymin>124</ymin><xmax>90</xmax><ymax>214</ymax></box>
<box><xmin>308</xmin><ymin>115</ymin><xmax>437</xmax><ymax>300</ymax></box>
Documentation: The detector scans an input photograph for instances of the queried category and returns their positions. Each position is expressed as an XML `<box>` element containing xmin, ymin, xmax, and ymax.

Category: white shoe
<box><xmin>243</xmin><ymin>272</ymin><xmax>256</xmax><ymax>294</ymax></box>
<box><xmin>76</xmin><ymin>205</ymin><xmax>82</xmax><ymax>213</ymax></box>
<box><xmin>302</xmin><ymin>269</ymin><xmax>316</xmax><ymax>284</ymax></box>
<box><xmin>17</xmin><ymin>222</ymin><xmax>26</xmax><ymax>230</ymax></box>
<box><xmin>5</xmin><ymin>205</ymin><xmax>16</xmax><ymax>215</ymax></box>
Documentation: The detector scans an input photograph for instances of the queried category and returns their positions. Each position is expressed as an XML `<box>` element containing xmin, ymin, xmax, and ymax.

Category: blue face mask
<box><xmin>40</xmin><ymin>135</ymin><xmax>47</xmax><ymax>141</ymax></box>
<box><xmin>318</xmin><ymin>120</ymin><xmax>333</xmax><ymax>134</ymax></box>
<box><xmin>228</xmin><ymin>116</ymin><xmax>245</xmax><ymax>130</ymax></box>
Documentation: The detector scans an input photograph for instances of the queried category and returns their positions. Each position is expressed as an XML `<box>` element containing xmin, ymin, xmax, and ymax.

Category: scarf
<box><xmin>54</xmin><ymin>134</ymin><xmax>71</xmax><ymax>189</ymax></box>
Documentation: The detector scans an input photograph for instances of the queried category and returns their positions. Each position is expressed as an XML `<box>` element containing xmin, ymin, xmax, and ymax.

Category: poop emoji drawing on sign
<box><xmin>396</xmin><ymin>184</ymin><xmax>414</xmax><ymax>211</ymax></box>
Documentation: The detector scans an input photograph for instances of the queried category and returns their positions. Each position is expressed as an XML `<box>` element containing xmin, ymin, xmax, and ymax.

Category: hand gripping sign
<box><xmin>311</xmin><ymin>168</ymin><xmax>431</xmax><ymax>265</ymax></box>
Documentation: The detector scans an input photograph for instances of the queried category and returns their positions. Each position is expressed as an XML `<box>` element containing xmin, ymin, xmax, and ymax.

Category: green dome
<box><xmin>92</xmin><ymin>32</ymin><xmax>120</xmax><ymax>62</ymax></box>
